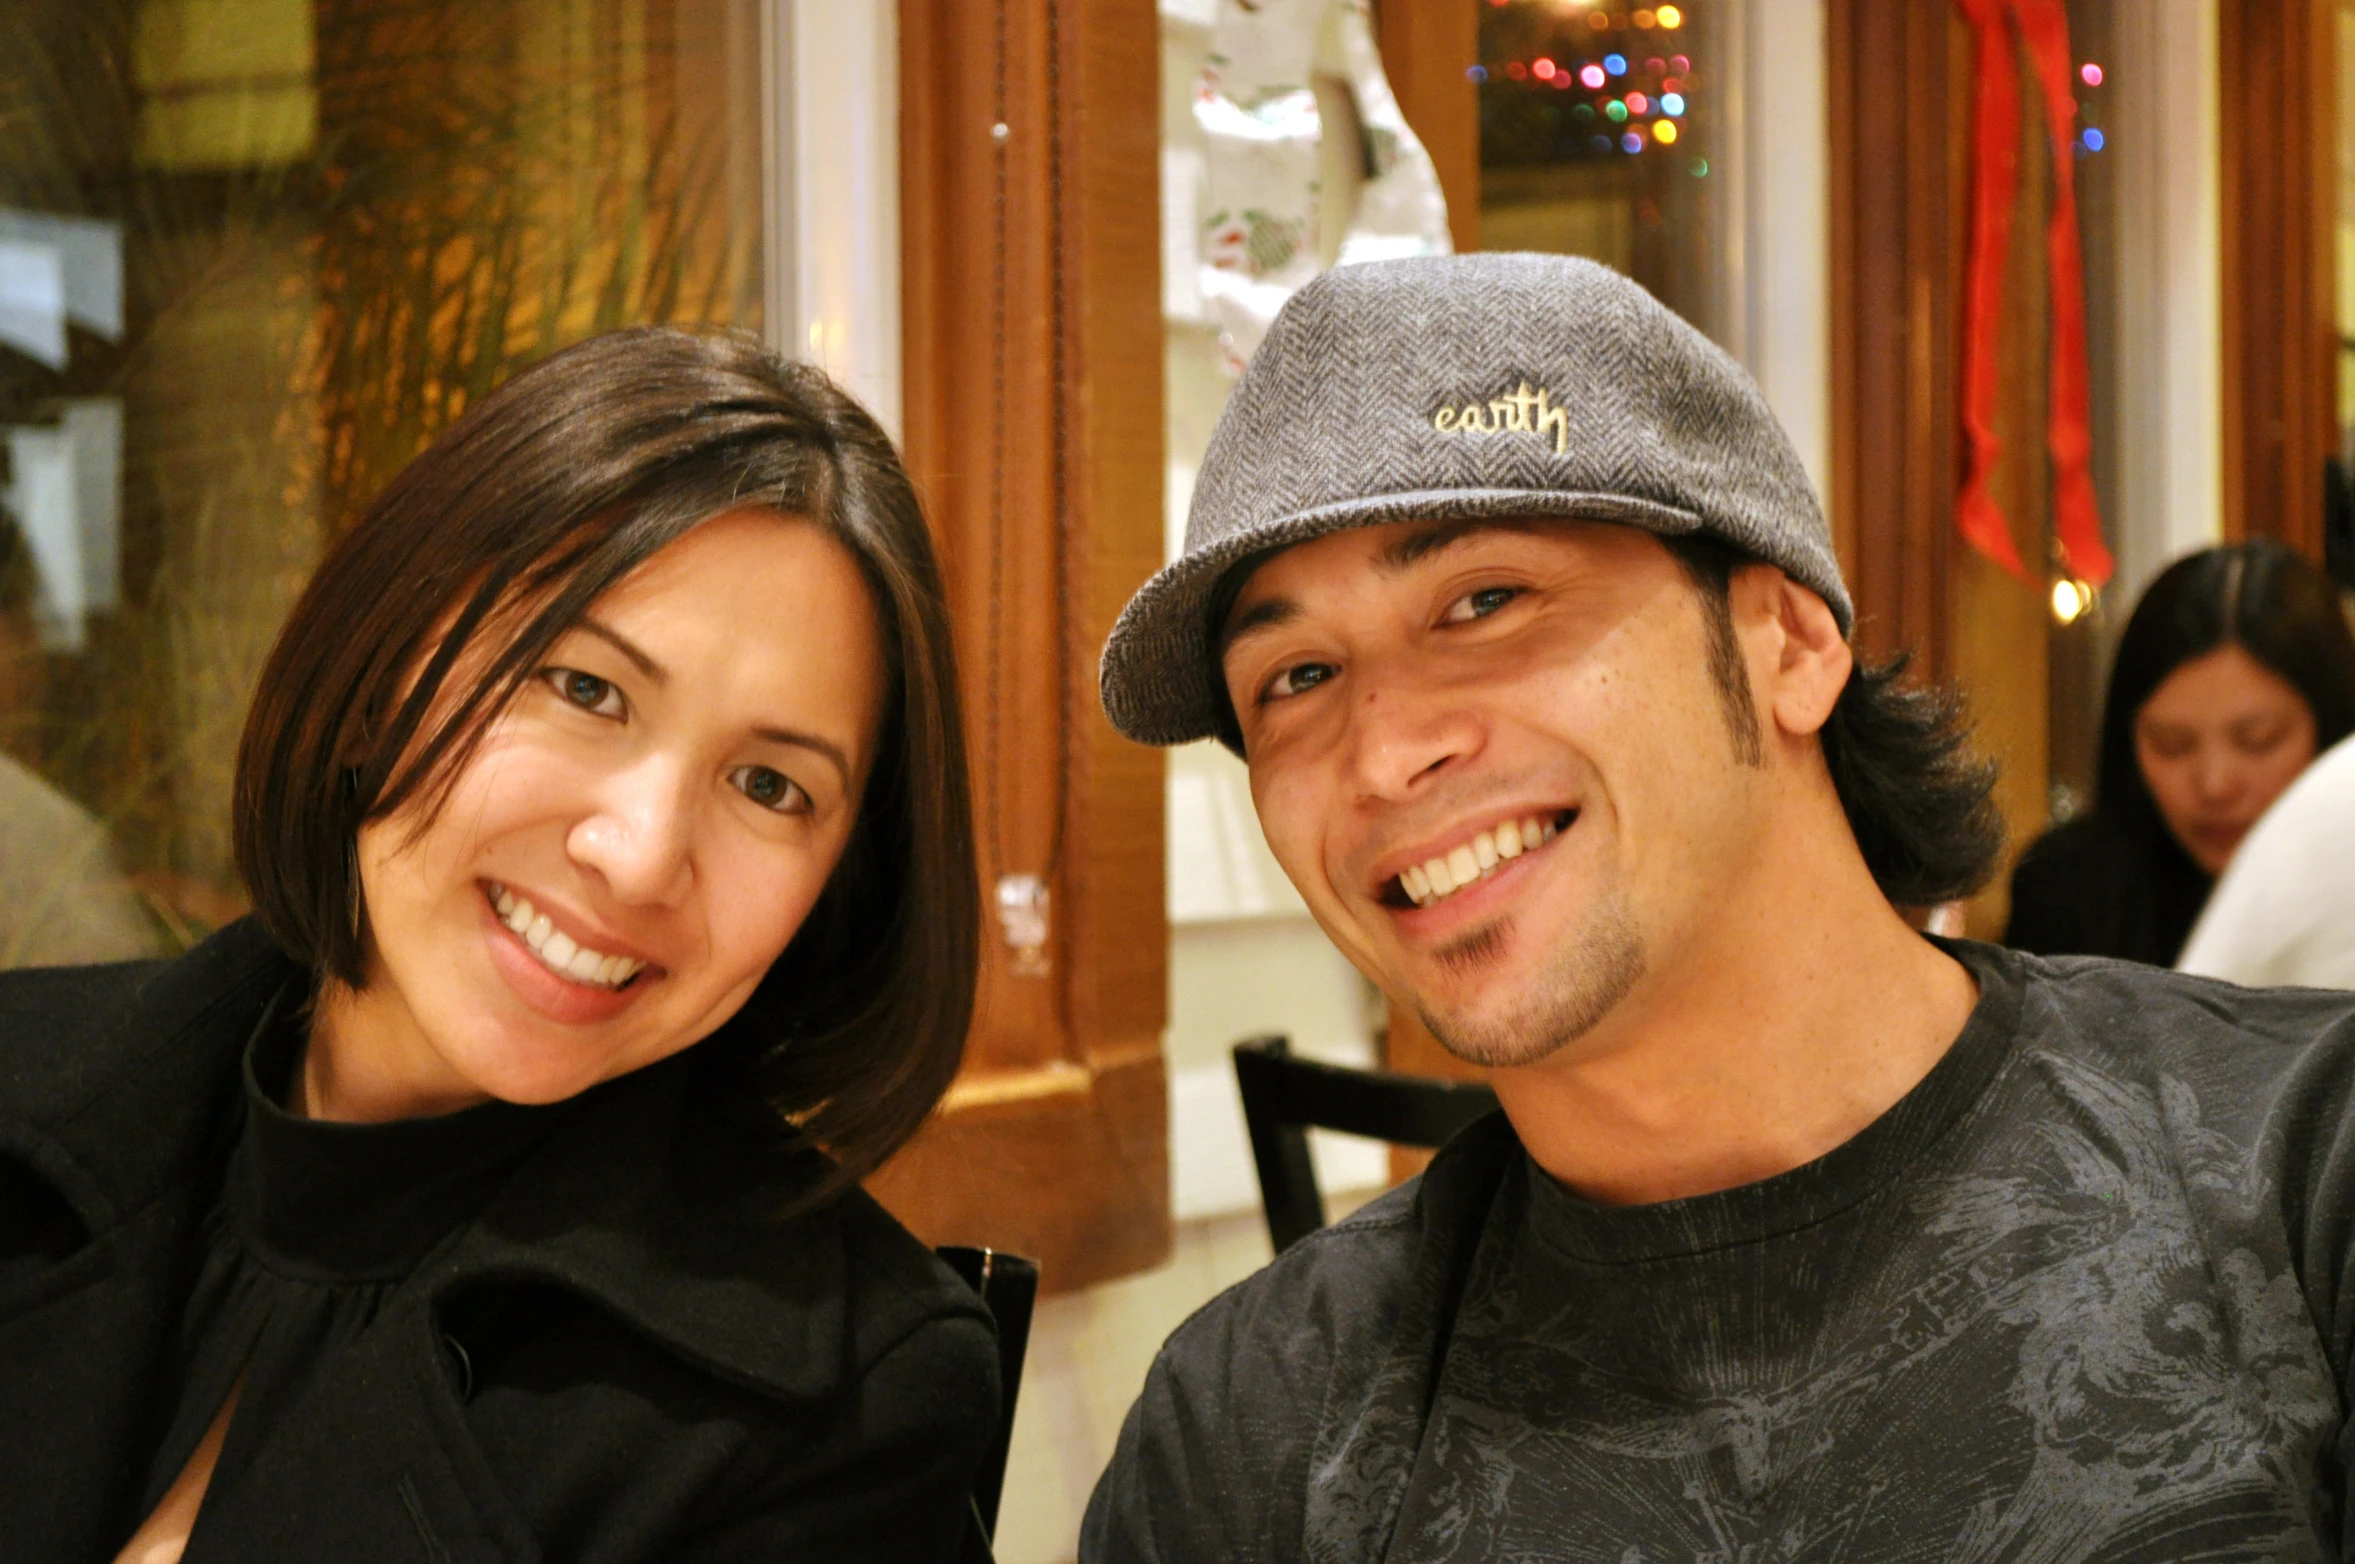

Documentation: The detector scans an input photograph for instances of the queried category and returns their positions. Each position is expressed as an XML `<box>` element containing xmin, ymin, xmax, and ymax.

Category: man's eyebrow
<box><xmin>1216</xmin><ymin>596</ymin><xmax>1299</xmax><ymax>660</ymax></box>
<box><xmin>575</xmin><ymin>618</ymin><xmax>668</xmax><ymax>684</ymax></box>
<box><xmin>1373</xmin><ymin>519</ymin><xmax>1533</xmax><ymax>576</ymax></box>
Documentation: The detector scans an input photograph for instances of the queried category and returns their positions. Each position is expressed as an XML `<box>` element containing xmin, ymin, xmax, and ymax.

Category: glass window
<box><xmin>0</xmin><ymin>0</ymin><xmax>763</xmax><ymax>967</ymax></box>
<box><xmin>1476</xmin><ymin>1</ymin><xmax>1726</xmax><ymax>340</ymax></box>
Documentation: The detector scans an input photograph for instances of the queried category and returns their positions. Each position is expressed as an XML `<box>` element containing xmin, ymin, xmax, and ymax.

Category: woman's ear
<box><xmin>1737</xmin><ymin>567</ymin><xmax>1852</xmax><ymax>741</ymax></box>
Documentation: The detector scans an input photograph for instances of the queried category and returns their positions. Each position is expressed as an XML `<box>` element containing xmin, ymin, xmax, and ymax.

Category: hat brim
<box><xmin>1098</xmin><ymin>486</ymin><xmax>1706</xmax><ymax>747</ymax></box>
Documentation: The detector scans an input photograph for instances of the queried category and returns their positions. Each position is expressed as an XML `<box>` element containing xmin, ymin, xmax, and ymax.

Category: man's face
<box><xmin>1219</xmin><ymin>519</ymin><xmax>1775</xmax><ymax>1069</ymax></box>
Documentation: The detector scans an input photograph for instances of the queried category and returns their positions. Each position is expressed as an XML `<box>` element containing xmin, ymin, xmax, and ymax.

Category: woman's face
<box><xmin>2133</xmin><ymin>643</ymin><xmax>2318</xmax><ymax>876</ymax></box>
<box><xmin>311</xmin><ymin>508</ymin><xmax>887</xmax><ymax>1121</ymax></box>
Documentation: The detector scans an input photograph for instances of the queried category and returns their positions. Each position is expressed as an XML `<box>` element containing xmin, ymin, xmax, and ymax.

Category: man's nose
<box><xmin>1340</xmin><ymin>664</ymin><xmax>1484</xmax><ymax>799</ymax></box>
<box><xmin>567</xmin><ymin>757</ymin><xmax>698</xmax><ymax>907</ymax></box>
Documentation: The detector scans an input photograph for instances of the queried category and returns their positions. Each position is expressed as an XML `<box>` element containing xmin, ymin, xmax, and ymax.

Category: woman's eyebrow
<box><xmin>577</xmin><ymin>617</ymin><xmax>668</xmax><ymax>684</ymax></box>
<box><xmin>753</xmin><ymin>726</ymin><xmax>852</xmax><ymax>781</ymax></box>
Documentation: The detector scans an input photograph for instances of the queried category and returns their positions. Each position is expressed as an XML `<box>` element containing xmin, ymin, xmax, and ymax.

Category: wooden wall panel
<box><xmin>2219</xmin><ymin>0</ymin><xmax>2335</xmax><ymax>557</ymax></box>
<box><xmin>1827</xmin><ymin>0</ymin><xmax>1965</xmax><ymax>678</ymax></box>
<box><xmin>876</xmin><ymin>0</ymin><xmax>1171</xmax><ymax>1294</ymax></box>
<box><xmin>1376</xmin><ymin>0</ymin><xmax>1480</xmax><ymax>253</ymax></box>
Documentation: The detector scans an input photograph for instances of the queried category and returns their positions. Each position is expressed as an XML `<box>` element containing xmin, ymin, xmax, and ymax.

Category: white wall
<box><xmin>2106</xmin><ymin>1</ymin><xmax>2224</xmax><ymax>605</ymax></box>
<box><xmin>766</xmin><ymin>0</ymin><xmax>901</xmax><ymax>439</ymax></box>
<box><xmin>1720</xmin><ymin>0</ymin><xmax>1832</xmax><ymax>498</ymax></box>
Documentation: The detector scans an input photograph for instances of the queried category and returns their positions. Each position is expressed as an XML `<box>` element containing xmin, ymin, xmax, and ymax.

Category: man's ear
<box><xmin>1735</xmin><ymin>566</ymin><xmax>1852</xmax><ymax>740</ymax></box>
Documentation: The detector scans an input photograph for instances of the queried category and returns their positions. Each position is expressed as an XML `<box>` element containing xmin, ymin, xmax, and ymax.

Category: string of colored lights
<box><xmin>1470</xmin><ymin>41</ymin><xmax>1700</xmax><ymax>167</ymax></box>
<box><xmin>1474</xmin><ymin>26</ymin><xmax>2107</xmax><ymax>172</ymax></box>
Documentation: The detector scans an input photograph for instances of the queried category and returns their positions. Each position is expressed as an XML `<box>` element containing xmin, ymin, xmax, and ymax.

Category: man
<box><xmin>1083</xmin><ymin>253</ymin><xmax>2355</xmax><ymax>1561</ymax></box>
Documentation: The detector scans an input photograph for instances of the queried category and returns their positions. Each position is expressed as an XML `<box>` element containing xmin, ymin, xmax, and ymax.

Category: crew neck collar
<box><xmin>227</xmin><ymin>983</ymin><xmax>578</xmax><ymax>1282</ymax></box>
<box><xmin>1523</xmin><ymin>938</ymin><xmax>2027</xmax><ymax>1265</ymax></box>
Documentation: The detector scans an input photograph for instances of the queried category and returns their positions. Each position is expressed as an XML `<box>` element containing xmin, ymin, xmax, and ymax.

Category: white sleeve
<box><xmin>2179</xmin><ymin>736</ymin><xmax>2355</xmax><ymax>990</ymax></box>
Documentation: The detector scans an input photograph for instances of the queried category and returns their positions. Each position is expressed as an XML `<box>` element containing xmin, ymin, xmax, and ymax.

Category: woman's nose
<box><xmin>2190</xmin><ymin>746</ymin><xmax>2243</xmax><ymax>806</ymax></box>
<box><xmin>566</xmin><ymin>760</ymin><xmax>697</xmax><ymax>906</ymax></box>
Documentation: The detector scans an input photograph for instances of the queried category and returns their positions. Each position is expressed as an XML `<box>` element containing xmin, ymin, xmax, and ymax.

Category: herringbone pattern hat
<box><xmin>1099</xmin><ymin>251</ymin><xmax>1849</xmax><ymax>746</ymax></box>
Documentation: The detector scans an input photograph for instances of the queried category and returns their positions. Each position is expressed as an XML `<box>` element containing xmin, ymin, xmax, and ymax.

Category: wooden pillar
<box><xmin>1826</xmin><ymin>0</ymin><xmax>1966</xmax><ymax>677</ymax></box>
<box><xmin>1376</xmin><ymin>0</ymin><xmax>1481</xmax><ymax>253</ymax></box>
<box><xmin>2219</xmin><ymin>0</ymin><xmax>2335</xmax><ymax>558</ymax></box>
<box><xmin>877</xmin><ymin>0</ymin><xmax>1171</xmax><ymax>1294</ymax></box>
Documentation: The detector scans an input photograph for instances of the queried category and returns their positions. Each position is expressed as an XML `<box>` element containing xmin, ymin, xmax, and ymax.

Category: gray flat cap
<box><xmin>1099</xmin><ymin>251</ymin><xmax>1849</xmax><ymax>747</ymax></box>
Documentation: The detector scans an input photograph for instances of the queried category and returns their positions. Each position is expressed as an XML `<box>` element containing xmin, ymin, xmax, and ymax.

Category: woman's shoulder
<box><xmin>2011</xmin><ymin>814</ymin><xmax>2112</xmax><ymax>880</ymax></box>
<box><xmin>0</xmin><ymin>920</ymin><xmax>286</xmax><ymax>1189</ymax></box>
<box><xmin>2004</xmin><ymin>816</ymin><xmax>2123</xmax><ymax>954</ymax></box>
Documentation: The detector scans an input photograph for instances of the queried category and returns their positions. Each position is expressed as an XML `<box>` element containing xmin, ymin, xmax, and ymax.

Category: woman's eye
<box><xmin>1262</xmin><ymin>661</ymin><xmax>1336</xmax><ymax>703</ymax></box>
<box><xmin>547</xmin><ymin>668</ymin><xmax>624</xmax><ymax>718</ymax></box>
<box><xmin>731</xmin><ymin>764</ymin><xmax>809</xmax><ymax>814</ymax></box>
<box><xmin>1443</xmin><ymin>585</ymin><xmax>1521</xmax><ymax>624</ymax></box>
<box><xmin>2232</xmin><ymin>722</ymin><xmax>2289</xmax><ymax>754</ymax></box>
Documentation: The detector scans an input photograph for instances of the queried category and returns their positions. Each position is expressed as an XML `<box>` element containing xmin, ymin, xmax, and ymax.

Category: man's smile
<box><xmin>1368</xmin><ymin>806</ymin><xmax>1580</xmax><ymax>920</ymax></box>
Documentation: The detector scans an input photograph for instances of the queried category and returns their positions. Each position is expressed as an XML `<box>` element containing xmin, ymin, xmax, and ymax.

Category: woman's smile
<box><xmin>485</xmin><ymin>880</ymin><xmax>652</xmax><ymax>990</ymax></box>
<box><xmin>477</xmin><ymin>885</ymin><xmax>652</xmax><ymax>1028</ymax></box>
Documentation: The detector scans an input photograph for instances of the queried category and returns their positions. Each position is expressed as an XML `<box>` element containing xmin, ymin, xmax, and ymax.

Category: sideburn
<box><xmin>1693</xmin><ymin>576</ymin><xmax>1766</xmax><ymax>768</ymax></box>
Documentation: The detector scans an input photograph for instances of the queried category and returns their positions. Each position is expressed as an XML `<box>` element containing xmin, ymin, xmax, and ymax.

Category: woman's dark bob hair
<box><xmin>233</xmin><ymin>326</ymin><xmax>976</xmax><ymax>1199</ymax></box>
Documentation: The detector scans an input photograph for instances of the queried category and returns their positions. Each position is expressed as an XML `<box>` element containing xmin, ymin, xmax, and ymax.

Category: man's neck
<box><xmin>1491</xmin><ymin>825</ymin><xmax>1980</xmax><ymax>1208</ymax></box>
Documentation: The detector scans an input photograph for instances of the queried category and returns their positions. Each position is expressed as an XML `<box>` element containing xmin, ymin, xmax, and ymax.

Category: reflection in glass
<box><xmin>1477</xmin><ymin>0</ymin><xmax>1724</xmax><ymax>340</ymax></box>
<box><xmin>0</xmin><ymin>0</ymin><xmax>763</xmax><ymax>964</ymax></box>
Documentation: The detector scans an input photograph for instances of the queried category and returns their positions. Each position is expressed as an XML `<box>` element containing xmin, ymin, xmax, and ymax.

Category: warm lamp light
<box><xmin>2050</xmin><ymin>578</ymin><xmax>2092</xmax><ymax>625</ymax></box>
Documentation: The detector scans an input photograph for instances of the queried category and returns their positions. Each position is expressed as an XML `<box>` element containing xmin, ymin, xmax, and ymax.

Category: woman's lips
<box><xmin>485</xmin><ymin>882</ymin><xmax>648</xmax><ymax>989</ymax></box>
<box><xmin>477</xmin><ymin>885</ymin><xmax>656</xmax><ymax>1027</ymax></box>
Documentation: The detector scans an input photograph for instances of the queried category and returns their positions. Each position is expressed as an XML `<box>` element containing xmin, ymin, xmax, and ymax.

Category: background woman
<box><xmin>2006</xmin><ymin>539</ymin><xmax>2355</xmax><ymax>964</ymax></box>
<box><xmin>0</xmin><ymin>328</ymin><xmax>995</xmax><ymax>1562</ymax></box>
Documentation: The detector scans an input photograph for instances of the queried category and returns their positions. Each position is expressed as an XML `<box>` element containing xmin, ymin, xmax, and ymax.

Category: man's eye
<box><xmin>547</xmin><ymin>668</ymin><xmax>624</xmax><ymax>718</ymax></box>
<box><xmin>731</xmin><ymin>765</ymin><xmax>810</xmax><ymax>814</ymax></box>
<box><xmin>1263</xmin><ymin>661</ymin><xmax>1336</xmax><ymax>703</ymax></box>
<box><xmin>1443</xmin><ymin>585</ymin><xmax>1521</xmax><ymax>624</ymax></box>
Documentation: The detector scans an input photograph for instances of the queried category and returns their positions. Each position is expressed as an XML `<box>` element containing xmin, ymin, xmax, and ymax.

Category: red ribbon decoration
<box><xmin>1955</xmin><ymin>0</ymin><xmax>2030</xmax><ymax>580</ymax></box>
<box><xmin>1953</xmin><ymin>0</ymin><xmax>2115</xmax><ymax>588</ymax></box>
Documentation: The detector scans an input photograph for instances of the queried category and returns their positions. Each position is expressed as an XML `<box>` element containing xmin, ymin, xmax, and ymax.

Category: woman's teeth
<box><xmin>1397</xmin><ymin>814</ymin><xmax>1561</xmax><ymax>907</ymax></box>
<box><xmin>488</xmin><ymin>884</ymin><xmax>646</xmax><ymax>989</ymax></box>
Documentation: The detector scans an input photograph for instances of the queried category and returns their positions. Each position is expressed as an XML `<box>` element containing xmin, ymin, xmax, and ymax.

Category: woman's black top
<box><xmin>140</xmin><ymin>990</ymin><xmax>573</xmax><ymax>1516</ymax></box>
<box><xmin>2003</xmin><ymin>814</ymin><xmax>2214</xmax><ymax>967</ymax></box>
<box><xmin>0</xmin><ymin>919</ymin><xmax>999</xmax><ymax>1563</ymax></box>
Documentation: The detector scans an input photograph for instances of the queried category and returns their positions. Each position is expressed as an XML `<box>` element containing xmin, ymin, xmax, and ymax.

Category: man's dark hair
<box><xmin>1661</xmin><ymin>533</ymin><xmax>2004</xmax><ymax>906</ymax></box>
<box><xmin>234</xmin><ymin>326</ymin><xmax>977</xmax><ymax>1206</ymax></box>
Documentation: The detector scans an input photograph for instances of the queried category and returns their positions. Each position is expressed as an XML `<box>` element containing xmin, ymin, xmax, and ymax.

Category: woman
<box><xmin>2006</xmin><ymin>539</ymin><xmax>2355</xmax><ymax>965</ymax></box>
<box><xmin>0</xmin><ymin>328</ymin><xmax>996</xmax><ymax>1561</ymax></box>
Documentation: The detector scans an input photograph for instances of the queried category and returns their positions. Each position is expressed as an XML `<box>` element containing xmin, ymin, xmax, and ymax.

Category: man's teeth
<box><xmin>488</xmin><ymin>884</ymin><xmax>646</xmax><ymax>989</ymax></box>
<box><xmin>1398</xmin><ymin>815</ymin><xmax>1559</xmax><ymax>907</ymax></box>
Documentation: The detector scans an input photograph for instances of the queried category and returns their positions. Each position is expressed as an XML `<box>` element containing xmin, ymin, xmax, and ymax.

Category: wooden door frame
<box><xmin>1826</xmin><ymin>0</ymin><xmax>1967</xmax><ymax>677</ymax></box>
<box><xmin>875</xmin><ymin>0</ymin><xmax>1171</xmax><ymax>1295</ymax></box>
<box><xmin>2218</xmin><ymin>0</ymin><xmax>2335</xmax><ymax>557</ymax></box>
